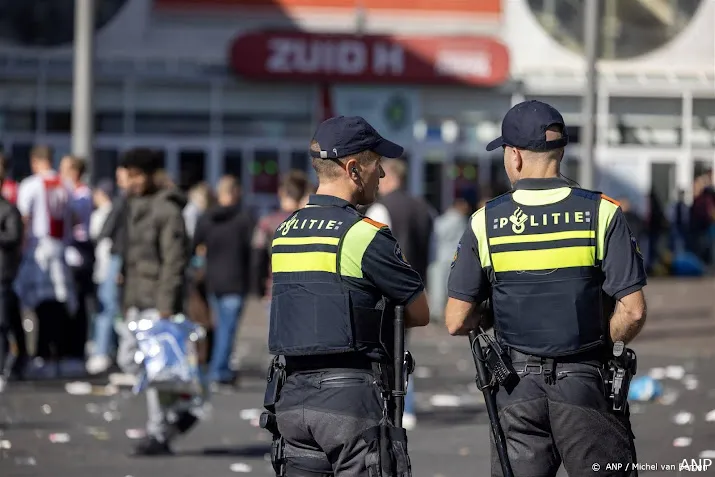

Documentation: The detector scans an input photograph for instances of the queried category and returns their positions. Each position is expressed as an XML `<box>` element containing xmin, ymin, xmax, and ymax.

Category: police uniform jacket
<box><xmin>448</xmin><ymin>178</ymin><xmax>647</xmax><ymax>358</ymax></box>
<box><xmin>268</xmin><ymin>194</ymin><xmax>424</xmax><ymax>363</ymax></box>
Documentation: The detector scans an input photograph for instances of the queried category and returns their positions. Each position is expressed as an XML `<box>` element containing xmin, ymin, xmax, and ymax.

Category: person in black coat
<box><xmin>193</xmin><ymin>175</ymin><xmax>254</xmax><ymax>385</ymax></box>
<box><xmin>0</xmin><ymin>155</ymin><xmax>24</xmax><ymax>387</ymax></box>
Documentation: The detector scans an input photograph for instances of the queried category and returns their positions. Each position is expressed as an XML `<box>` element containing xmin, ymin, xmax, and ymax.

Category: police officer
<box><xmin>269</xmin><ymin>116</ymin><xmax>430</xmax><ymax>476</ymax></box>
<box><xmin>445</xmin><ymin>101</ymin><xmax>647</xmax><ymax>477</ymax></box>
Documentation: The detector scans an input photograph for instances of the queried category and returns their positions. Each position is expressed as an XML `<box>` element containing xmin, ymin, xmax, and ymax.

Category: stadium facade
<box><xmin>0</xmin><ymin>0</ymin><xmax>712</xmax><ymax>213</ymax></box>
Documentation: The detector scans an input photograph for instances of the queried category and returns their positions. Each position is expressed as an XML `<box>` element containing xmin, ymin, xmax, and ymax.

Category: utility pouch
<box><xmin>362</xmin><ymin>421</ymin><xmax>412</xmax><ymax>477</ymax></box>
<box><xmin>264</xmin><ymin>356</ymin><xmax>286</xmax><ymax>414</ymax></box>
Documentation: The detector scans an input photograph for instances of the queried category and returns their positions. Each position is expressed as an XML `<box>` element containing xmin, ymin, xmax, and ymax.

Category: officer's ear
<box><xmin>510</xmin><ymin>147</ymin><xmax>523</xmax><ymax>172</ymax></box>
<box><xmin>345</xmin><ymin>159</ymin><xmax>360</xmax><ymax>179</ymax></box>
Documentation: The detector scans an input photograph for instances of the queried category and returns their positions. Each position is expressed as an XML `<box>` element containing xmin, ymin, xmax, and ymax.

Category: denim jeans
<box><xmin>208</xmin><ymin>294</ymin><xmax>244</xmax><ymax>382</ymax></box>
<box><xmin>92</xmin><ymin>255</ymin><xmax>122</xmax><ymax>357</ymax></box>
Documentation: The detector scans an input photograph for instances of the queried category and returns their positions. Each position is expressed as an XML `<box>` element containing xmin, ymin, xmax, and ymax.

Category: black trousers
<box><xmin>35</xmin><ymin>300</ymin><xmax>70</xmax><ymax>360</ymax></box>
<box><xmin>491</xmin><ymin>361</ymin><xmax>637</xmax><ymax>477</ymax></box>
<box><xmin>66</xmin><ymin>266</ymin><xmax>95</xmax><ymax>359</ymax></box>
<box><xmin>275</xmin><ymin>369</ymin><xmax>385</xmax><ymax>477</ymax></box>
<box><xmin>0</xmin><ymin>284</ymin><xmax>24</xmax><ymax>373</ymax></box>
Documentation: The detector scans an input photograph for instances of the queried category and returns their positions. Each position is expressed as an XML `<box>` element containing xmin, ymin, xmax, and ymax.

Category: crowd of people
<box><xmin>615</xmin><ymin>168</ymin><xmax>715</xmax><ymax>276</ymax></box>
<box><xmin>0</xmin><ymin>144</ymin><xmax>487</xmax><ymax>437</ymax></box>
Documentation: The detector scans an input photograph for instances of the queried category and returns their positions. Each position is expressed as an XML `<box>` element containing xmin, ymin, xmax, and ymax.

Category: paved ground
<box><xmin>2</xmin><ymin>278</ymin><xmax>715</xmax><ymax>476</ymax></box>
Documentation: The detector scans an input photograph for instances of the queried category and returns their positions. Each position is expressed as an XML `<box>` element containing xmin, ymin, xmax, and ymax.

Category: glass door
<box><xmin>178</xmin><ymin>149</ymin><xmax>207</xmax><ymax>192</ymax></box>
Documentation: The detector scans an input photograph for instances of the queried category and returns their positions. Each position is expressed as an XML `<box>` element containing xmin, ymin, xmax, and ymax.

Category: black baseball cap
<box><xmin>310</xmin><ymin>116</ymin><xmax>404</xmax><ymax>160</ymax></box>
<box><xmin>486</xmin><ymin>100</ymin><xmax>569</xmax><ymax>152</ymax></box>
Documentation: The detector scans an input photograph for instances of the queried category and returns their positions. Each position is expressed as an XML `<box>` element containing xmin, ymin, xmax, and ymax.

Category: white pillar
<box><xmin>680</xmin><ymin>90</ymin><xmax>694</xmax><ymax>203</ymax></box>
<box><xmin>71</xmin><ymin>0</ymin><xmax>96</xmax><ymax>178</ymax></box>
<box><xmin>580</xmin><ymin>0</ymin><xmax>600</xmax><ymax>190</ymax></box>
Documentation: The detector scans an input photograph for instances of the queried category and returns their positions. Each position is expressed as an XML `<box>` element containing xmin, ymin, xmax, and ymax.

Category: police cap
<box><xmin>310</xmin><ymin>116</ymin><xmax>404</xmax><ymax>160</ymax></box>
<box><xmin>486</xmin><ymin>100</ymin><xmax>569</xmax><ymax>152</ymax></box>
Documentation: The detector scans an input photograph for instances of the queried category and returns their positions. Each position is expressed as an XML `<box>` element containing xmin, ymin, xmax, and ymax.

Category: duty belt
<box><xmin>508</xmin><ymin>348</ymin><xmax>605</xmax><ymax>384</ymax></box>
<box><xmin>285</xmin><ymin>354</ymin><xmax>383</xmax><ymax>375</ymax></box>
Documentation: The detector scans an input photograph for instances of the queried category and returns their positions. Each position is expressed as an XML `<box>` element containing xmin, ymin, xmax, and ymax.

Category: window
<box><xmin>96</xmin><ymin>112</ymin><xmax>124</xmax><ymax>134</ymax></box>
<box><xmin>452</xmin><ymin>159</ymin><xmax>479</xmax><ymax>208</ymax></box>
<box><xmin>252</xmin><ymin>150</ymin><xmax>280</xmax><ymax>194</ymax></box>
<box><xmin>46</xmin><ymin>110</ymin><xmax>71</xmax><ymax>133</ymax></box>
<box><xmin>10</xmin><ymin>143</ymin><xmax>33</xmax><ymax>181</ymax></box>
<box><xmin>223</xmin><ymin>150</ymin><xmax>243</xmax><ymax>180</ymax></box>
<box><xmin>178</xmin><ymin>150</ymin><xmax>206</xmax><ymax>191</ymax></box>
<box><xmin>1</xmin><ymin>109</ymin><xmax>36</xmax><ymax>132</ymax></box>
<box><xmin>135</xmin><ymin>113</ymin><xmax>210</xmax><ymax>136</ymax></box>
<box><xmin>423</xmin><ymin>161</ymin><xmax>443</xmax><ymax>213</ymax></box>
<box><xmin>290</xmin><ymin>151</ymin><xmax>309</xmax><ymax>173</ymax></box>
<box><xmin>93</xmin><ymin>149</ymin><xmax>119</xmax><ymax>184</ymax></box>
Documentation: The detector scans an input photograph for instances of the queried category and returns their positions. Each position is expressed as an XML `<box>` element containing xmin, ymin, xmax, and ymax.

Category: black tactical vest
<box><xmin>484</xmin><ymin>188</ymin><xmax>606</xmax><ymax>357</ymax></box>
<box><xmin>268</xmin><ymin>203</ymin><xmax>391</xmax><ymax>359</ymax></box>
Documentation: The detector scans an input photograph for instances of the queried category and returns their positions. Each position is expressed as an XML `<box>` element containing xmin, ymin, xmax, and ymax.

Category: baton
<box><xmin>393</xmin><ymin>305</ymin><xmax>406</xmax><ymax>427</ymax></box>
<box><xmin>469</xmin><ymin>330</ymin><xmax>514</xmax><ymax>477</ymax></box>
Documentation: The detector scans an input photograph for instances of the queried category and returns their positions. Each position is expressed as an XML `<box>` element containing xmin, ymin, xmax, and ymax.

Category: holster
<box><xmin>262</xmin><ymin>356</ymin><xmax>287</xmax><ymax>476</ymax></box>
<box><xmin>360</xmin><ymin>361</ymin><xmax>412</xmax><ymax>477</ymax></box>
<box><xmin>362</xmin><ymin>421</ymin><xmax>412</xmax><ymax>477</ymax></box>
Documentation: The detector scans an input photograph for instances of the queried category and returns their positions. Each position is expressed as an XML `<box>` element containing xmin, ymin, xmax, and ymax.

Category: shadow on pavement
<box><xmin>415</xmin><ymin>407</ymin><xmax>489</xmax><ymax>427</ymax></box>
<box><xmin>180</xmin><ymin>444</ymin><xmax>271</xmax><ymax>457</ymax></box>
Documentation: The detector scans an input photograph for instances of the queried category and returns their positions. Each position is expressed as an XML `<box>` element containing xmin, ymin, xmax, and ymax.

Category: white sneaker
<box><xmin>402</xmin><ymin>413</ymin><xmax>417</xmax><ymax>431</ymax></box>
<box><xmin>86</xmin><ymin>355</ymin><xmax>111</xmax><ymax>375</ymax></box>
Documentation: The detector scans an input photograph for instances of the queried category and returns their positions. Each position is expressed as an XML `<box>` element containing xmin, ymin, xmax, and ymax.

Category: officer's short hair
<box><xmin>281</xmin><ymin>170</ymin><xmax>309</xmax><ymax>202</ymax></box>
<box><xmin>310</xmin><ymin>140</ymin><xmax>377</xmax><ymax>180</ymax></box>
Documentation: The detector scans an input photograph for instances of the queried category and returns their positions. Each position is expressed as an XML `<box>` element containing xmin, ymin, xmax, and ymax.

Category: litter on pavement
<box><xmin>429</xmin><ymin>394</ymin><xmax>461</xmax><ymax>407</ymax></box>
<box><xmin>0</xmin><ymin>439</ymin><xmax>11</xmax><ymax>449</ymax></box>
<box><xmin>239</xmin><ymin>408</ymin><xmax>262</xmax><ymax>420</ymax></box>
<box><xmin>658</xmin><ymin>389</ymin><xmax>679</xmax><ymax>406</ymax></box>
<box><xmin>14</xmin><ymin>457</ymin><xmax>36</xmax><ymax>466</ymax></box>
<box><xmin>49</xmin><ymin>433</ymin><xmax>71</xmax><ymax>444</ymax></box>
<box><xmin>673</xmin><ymin>437</ymin><xmax>692</xmax><ymax>447</ymax></box>
<box><xmin>414</xmin><ymin>366</ymin><xmax>432</xmax><ymax>379</ymax></box>
<box><xmin>628</xmin><ymin>376</ymin><xmax>663</xmax><ymax>402</ymax></box>
<box><xmin>699</xmin><ymin>450</ymin><xmax>715</xmax><ymax>459</ymax></box>
<box><xmin>229</xmin><ymin>462</ymin><xmax>252</xmax><ymax>473</ymax></box>
<box><xmin>665</xmin><ymin>365</ymin><xmax>686</xmax><ymax>380</ymax></box>
<box><xmin>125</xmin><ymin>428</ymin><xmax>146</xmax><ymax>439</ymax></box>
<box><xmin>648</xmin><ymin>367</ymin><xmax>666</xmax><ymax>380</ymax></box>
<box><xmin>683</xmin><ymin>375</ymin><xmax>699</xmax><ymax>390</ymax></box>
<box><xmin>86</xmin><ymin>427</ymin><xmax>110</xmax><ymax>440</ymax></box>
<box><xmin>705</xmin><ymin>410</ymin><xmax>715</xmax><ymax>422</ymax></box>
<box><xmin>65</xmin><ymin>381</ymin><xmax>93</xmax><ymax>395</ymax></box>
<box><xmin>673</xmin><ymin>412</ymin><xmax>694</xmax><ymax>425</ymax></box>
<box><xmin>41</xmin><ymin>404</ymin><xmax>52</xmax><ymax>414</ymax></box>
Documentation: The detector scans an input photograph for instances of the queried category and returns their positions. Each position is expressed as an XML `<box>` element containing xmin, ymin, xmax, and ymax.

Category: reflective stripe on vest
<box><xmin>271</xmin><ymin>219</ymin><xmax>382</xmax><ymax>277</ymax></box>
<box><xmin>472</xmin><ymin>187</ymin><xmax>621</xmax><ymax>357</ymax></box>
<box><xmin>269</xmin><ymin>207</ymin><xmax>387</xmax><ymax>357</ymax></box>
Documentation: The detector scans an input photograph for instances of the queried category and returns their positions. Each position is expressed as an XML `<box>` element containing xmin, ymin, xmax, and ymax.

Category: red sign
<box><xmin>157</xmin><ymin>0</ymin><xmax>501</xmax><ymax>14</ymax></box>
<box><xmin>229</xmin><ymin>32</ymin><xmax>509</xmax><ymax>86</ymax></box>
